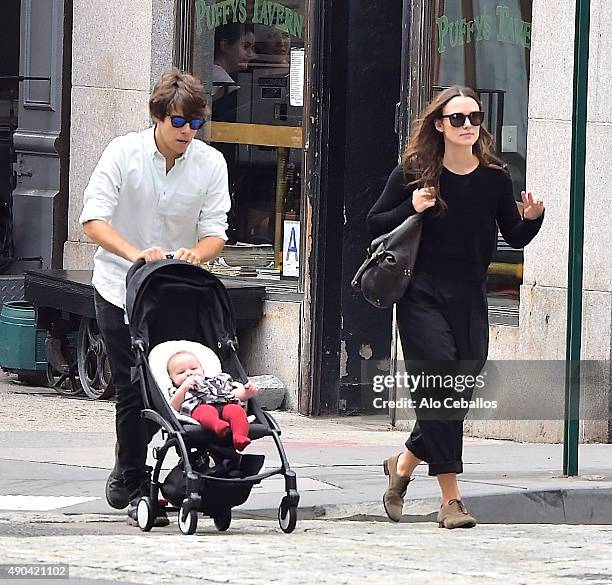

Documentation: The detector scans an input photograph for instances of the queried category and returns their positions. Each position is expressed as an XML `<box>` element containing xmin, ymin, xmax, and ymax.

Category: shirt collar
<box><xmin>144</xmin><ymin>126</ymin><xmax>159</xmax><ymax>160</ymax></box>
<box><xmin>144</xmin><ymin>125</ymin><xmax>191</xmax><ymax>164</ymax></box>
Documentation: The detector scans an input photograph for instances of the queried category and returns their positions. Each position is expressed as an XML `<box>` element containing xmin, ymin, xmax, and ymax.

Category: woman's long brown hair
<box><xmin>402</xmin><ymin>85</ymin><xmax>507</xmax><ymax>214</ymax></box>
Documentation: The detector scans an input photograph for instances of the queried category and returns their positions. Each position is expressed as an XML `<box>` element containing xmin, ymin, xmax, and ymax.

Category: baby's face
<box><xmin>168</xmin><ymin>353</ymin><xmax>204</xmax><ymax>386</ymax></box>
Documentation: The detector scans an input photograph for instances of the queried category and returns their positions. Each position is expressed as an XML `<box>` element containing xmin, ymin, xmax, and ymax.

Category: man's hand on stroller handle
<box><xmin>172</xmin><ymin>247</ymin><xmax>202</xmax><ymax>265</ymax></box>
<box><xmin>132</xmin><ymin>246</ymin><xmax>166</xmax><ymax>263</ymax></box>
<box><xmin>131</xmin><ymin>247</ymin><xmax>202</xmax><ymax>265</ymax></box>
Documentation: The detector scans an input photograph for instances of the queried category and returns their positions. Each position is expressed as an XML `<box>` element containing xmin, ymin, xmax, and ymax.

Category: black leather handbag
<box><xmin>351</xmin><ymin>213</ymin><xmax>423</xmax><ymax>309</ymax></box>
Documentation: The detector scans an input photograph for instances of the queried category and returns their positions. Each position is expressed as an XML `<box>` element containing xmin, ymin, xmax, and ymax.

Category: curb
<box><xmin>235</xmin><ymin>487</ymin><xmax>612</xmax><ymax>525</ymax></box>
<box><xmin>37</xmin><ymin>487</ymin><xmax>612</xmax><ymax>525</ymax></box>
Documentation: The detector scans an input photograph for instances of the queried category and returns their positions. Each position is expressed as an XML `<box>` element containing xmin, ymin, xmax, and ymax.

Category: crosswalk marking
<box><xmin>0</xmin><ymin>495</ymin><xmax>98</xmax><ymax>511</ymax></box>
<box><xmin>0</xmin><ymin>479</ymin><xmax>336</xmax><ymax>510</ymax></box>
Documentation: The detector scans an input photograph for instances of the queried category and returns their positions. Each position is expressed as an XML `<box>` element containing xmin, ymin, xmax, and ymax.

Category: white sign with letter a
<box><xmin>282</xmin><ymin>220</ymin><xmax>300</xmax><ymax>277</ymax></box>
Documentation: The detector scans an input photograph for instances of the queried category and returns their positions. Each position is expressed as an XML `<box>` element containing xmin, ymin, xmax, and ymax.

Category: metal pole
<box><xmin>563</xmin><ymin>0</ymin><xmax>591</xmax><ymax>476</ymax></box>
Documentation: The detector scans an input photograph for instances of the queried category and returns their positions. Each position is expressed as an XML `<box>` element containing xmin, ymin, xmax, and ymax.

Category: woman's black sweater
<box><xmin>366</xmin><ymin>164</ymin><xmax>544</xmax><ymax>283</ymax></box>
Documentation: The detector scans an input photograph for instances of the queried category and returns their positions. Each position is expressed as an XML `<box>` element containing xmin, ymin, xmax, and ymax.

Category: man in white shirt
<box><xmin>80</xmin><ymin>68</ymin><xmax>230</xmax><ymax>526</ymax></box>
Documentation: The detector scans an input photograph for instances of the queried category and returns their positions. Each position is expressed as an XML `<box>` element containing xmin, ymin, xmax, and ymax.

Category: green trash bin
<box><xmin>0</xmin><ymin>301</ymin><xmax>48</xmax><ymax>385</ymax></box>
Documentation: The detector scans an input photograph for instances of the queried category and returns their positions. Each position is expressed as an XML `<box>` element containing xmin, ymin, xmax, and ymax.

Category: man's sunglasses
<box><xmin>169</xmin><ymin>115</ymin><xmax>205</xmax><ymax>130</ymax></box>
<box><xmin>440</xmin><ymin>111</ymin><xmax>485</xmax><ymax>128</ymax></box>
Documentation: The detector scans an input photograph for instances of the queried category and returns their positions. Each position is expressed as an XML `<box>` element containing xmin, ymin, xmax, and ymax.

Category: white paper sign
<box><xmin>289</xmin><ymin>48</ymin><xmax>305</xmax><ymax>107</ymax></box>
<box><xmin>282</xmin><ymin>220</ymin><xmax>300</xmax><ymax>277</ymax></box>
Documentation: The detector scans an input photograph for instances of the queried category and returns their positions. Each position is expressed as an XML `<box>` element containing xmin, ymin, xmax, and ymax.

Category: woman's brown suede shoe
<box><xmin>382</xmin><ymin>453</ymin><xmax>411</xmax><ymax>522</ymax></box>
<box><xmin>437</xmin><ymin>499</ymin><xmax>477</xmax><ymax>529</ymax></box>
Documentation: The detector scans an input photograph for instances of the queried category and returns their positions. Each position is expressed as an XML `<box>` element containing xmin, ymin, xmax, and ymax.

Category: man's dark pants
<box><xmin>94</xmin><ymin>289</ymin><xmax>157</xmax><ymax>500</ymax></box>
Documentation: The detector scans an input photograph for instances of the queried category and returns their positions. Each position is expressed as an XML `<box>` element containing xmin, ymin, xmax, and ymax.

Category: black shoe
<box><xmin>105</xmin><ymin>443</ymin><xmax>130</xmax><ymax>510</ymax></box>
<box><xmin>105</xmin><ymin>467</ymin><xmax>130</xmax><ymax>509</ymax></box>
<box><xmin>127</xmin><ymin>499</ymin><xmax>170</xmax><ymax>528</ymax></box>
<box><xmin>105</xmin><ymin>449</ymin><xmax>157</xmax><ymax>510</ymax></box>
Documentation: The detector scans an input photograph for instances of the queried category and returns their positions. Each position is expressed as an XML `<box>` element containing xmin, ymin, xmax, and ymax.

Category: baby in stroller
<box><xmin>126</xmin><ymin>259</ymin><xmax>299</xmax><ymax>534</ymax></box>
<box><xmin>166</xmin><ymin>350</ymin><xmax>258</xmax><ymax>450</ymax></box>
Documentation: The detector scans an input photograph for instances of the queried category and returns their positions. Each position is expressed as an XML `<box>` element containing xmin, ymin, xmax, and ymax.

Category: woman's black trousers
<box><xmin>396</xmin><ymin>271</ymin><xmax>489</xmax><ymax>476</ymax></box>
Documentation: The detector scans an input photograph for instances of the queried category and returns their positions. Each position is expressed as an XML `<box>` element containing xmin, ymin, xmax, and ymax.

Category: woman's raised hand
<box><xmin>412</xmin><ymin>187</ymin><xmax>437</xmax><ymax>213</ymax></box>
<box><xmin>521</xmin><ymin>190</ymin><xmax>545</xmax><ymax>220</ymax></box>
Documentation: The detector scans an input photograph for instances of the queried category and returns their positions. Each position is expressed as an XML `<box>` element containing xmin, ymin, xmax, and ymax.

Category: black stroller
<box><xmin>125</xmin><ymin>259</ymin><xmax>299</xmax><ymax>534</ymax></box>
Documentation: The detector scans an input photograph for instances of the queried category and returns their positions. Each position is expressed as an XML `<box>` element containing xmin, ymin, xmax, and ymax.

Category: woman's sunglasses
<box><xmin>170</xmin><ymin>115</ymin><xmax>205</xmax><ymax>130</ymax></box>
<box><xmin>440</xmin><ymin>111</ymin><xmax>485</xmax><ymax>128</ymax></box>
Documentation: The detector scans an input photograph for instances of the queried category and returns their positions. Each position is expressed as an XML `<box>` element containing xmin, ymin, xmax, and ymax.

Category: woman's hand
<box><xmin>521</xmin><ymin>190</ymin><xmax>545</xmax><ymax>220</ymax></box>
<box><xmin>412</xmin><ymin>187</ymin><xmax>437</xmax><ymax>213</ymax></box>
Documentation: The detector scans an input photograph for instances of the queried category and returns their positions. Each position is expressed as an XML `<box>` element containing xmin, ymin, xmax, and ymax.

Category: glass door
<box><xmin>390</xmin><ymin>0</ymin><xmax>533</xmax><ymax>427</ymax></box>
<box><xmin>431</xmin><ymin>0</ymin><xmax>533</xmax><ymax>306</ymax></box>
<box><xmin>190</xmin><ymin>1</ymin><xmax>306</xmax><ymax>285</ymax></box>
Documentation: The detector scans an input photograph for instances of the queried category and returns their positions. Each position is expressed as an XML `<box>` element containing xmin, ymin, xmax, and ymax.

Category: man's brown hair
<box><xmin>149</xmin><ymin>67</ymin><xmax>208</xmax><ymax>121</ymax></box>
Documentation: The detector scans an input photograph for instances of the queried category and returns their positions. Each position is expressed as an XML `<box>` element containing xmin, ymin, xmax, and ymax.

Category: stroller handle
<box><xmin>126</xmin><ymin>257</ymin><xmax>147</xmax><ymax>283</ymax></box>
<box><xmin>126</xmin><ymin>253</ymin><xmax>177</xmax><ymax>282</ymax></box>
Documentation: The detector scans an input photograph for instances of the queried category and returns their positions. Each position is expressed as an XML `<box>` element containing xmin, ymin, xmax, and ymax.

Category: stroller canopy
<box><xmin>125</xmin><ymin>260</ymin><xmax>245</xmax><ymax>381</ymax></box>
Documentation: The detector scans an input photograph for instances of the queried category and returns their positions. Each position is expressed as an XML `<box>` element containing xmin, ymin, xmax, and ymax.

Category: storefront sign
<box><xmin>436</xmin><ymin>5</ymin><xmax>531</xmax><ymax>54</ymax></box>
<box><xmin>195</xmin><ymin>0</ymin><xmax>304</xmax><ymax>38</ymax></box>
<box><xmin>282</xmin><ymin>220</ymin><xmax>300</xmax><ymax>277</ymax></box>
<box><xmin>253</xmin><ymin>0</ymin><xmax>303</xmax><ymax>37</ymax></box>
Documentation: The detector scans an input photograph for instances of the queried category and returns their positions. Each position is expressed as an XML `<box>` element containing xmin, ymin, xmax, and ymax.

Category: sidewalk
<box><xmin>1</xmin><ymin>375</ymin><xmax>612</xmax><ymax>524</ymax></box>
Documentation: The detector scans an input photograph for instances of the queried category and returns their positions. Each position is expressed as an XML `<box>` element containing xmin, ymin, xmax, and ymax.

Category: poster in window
<box><xmin>289</xmin><ymin>48</ymin><xmax>305</xmax><ymax>107</ymax></box>
<box><xmin>282</xmin><ymin>220</ymin><xmax>300</xmax><ymax>277</ymax></box>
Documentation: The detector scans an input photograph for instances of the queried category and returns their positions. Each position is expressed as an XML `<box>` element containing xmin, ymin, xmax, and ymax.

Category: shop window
<box><xmin>430</xmin><ymin>0</ymin><xmax>532</xmax><ymax>304</ymax></box>
<box><xmin>191</xmin><ymin>0</ymin><xmax>306</xmax><ymax>285</ymax></box>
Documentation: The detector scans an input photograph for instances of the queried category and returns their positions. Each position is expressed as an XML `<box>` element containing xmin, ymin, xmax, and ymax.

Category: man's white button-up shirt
<box><xmin>79</xmin><ymin>126</ymin><xmax>230</xmax><ymax>309</ymax></box>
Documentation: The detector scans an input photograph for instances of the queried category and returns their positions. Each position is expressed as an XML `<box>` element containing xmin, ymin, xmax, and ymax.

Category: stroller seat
<box><xmin>148</xmin><ymin>340</ymin><xmax>272</xmax><ymax>446</ymax></box>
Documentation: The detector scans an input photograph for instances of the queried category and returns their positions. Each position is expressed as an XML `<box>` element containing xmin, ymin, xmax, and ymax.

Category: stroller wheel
<box><xmin>213</xmin><ymin>510</ymin><xmax>232</xmax><ymax>532</ymax></box>
<box><xmin>137</xmin><ymin>497</ymin><xmax>154</xmax><ymax>532</ymax></box>
<box><xmin>178</xmin><ymin>504</ymin><xmax>198</xmax><ymax>535</ymax></box>
<box><xmin>278</xmin><ymin>498</ymin><xmax>297</xmax><ymax>534</ymax></box>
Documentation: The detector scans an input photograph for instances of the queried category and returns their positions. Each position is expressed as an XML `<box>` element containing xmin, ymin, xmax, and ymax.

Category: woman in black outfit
<box><xmin>368</xmin><ymin>86</ymin><xmax>544</xmax><ymax>529</ymax></box>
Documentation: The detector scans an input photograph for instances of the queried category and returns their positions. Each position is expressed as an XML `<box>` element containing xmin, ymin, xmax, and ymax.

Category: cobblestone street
<box><xmin>1</xmin><ymin>515</ymin><xmax>612</xmax><ymax>584</ymax></box>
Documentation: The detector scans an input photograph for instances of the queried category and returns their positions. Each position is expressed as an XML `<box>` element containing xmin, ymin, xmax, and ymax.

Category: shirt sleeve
<box><xmin>366</xmin><ymin>165</ymin><xmax>418</xmax><ymax>238</ymax></box>
<box><xmin>496</xmin><ymin>173</ymin><xmax>544</xmax><ymax>249</ymax></box>
<box><xmin>197</xmin><ymin>152</ymin><xmax>231</xmax><ymax>241</ymax></box>
<box><xmin>79</xmin><ymin>137</ymin><xmax>125</xmax><ymax>225</ymax></box>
